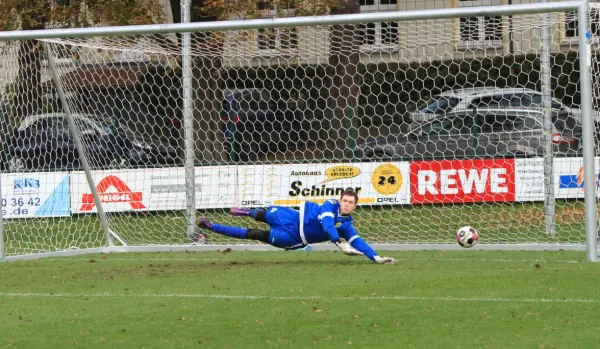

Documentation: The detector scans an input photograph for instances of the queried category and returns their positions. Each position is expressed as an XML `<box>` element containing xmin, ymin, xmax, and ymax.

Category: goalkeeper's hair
<box><xmin>341</xmin><ymin>188</ymin><xmax>358</xmax><ymax>203</ymax></box>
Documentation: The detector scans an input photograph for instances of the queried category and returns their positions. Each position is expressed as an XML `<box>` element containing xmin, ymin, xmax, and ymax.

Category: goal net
<box><xmin>0</xmin><ymin>3</ymin><xmax>597</xmax><ymax>259</ymax></box>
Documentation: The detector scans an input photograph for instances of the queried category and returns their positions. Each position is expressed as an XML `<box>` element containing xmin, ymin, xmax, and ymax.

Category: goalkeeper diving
<box><xmin>197</xmin><ymin>188</ymin><xmax>397</xmax><ymax>264</ymax></box>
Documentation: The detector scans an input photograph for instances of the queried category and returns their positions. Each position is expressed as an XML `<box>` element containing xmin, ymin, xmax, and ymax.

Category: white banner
<box><xmin>0</xmin><ymin>158</ymin><xmax>596</xmax><ymax>218</ymax></box>
<box><xmin>1</xmin><ymin>173</ymin><xmax>70</xmax><ymax>218</ymax></box>
<box><xmin>515</xmin><ymin>158</ymin><xmax>545</xmax><ymax>201</ymax></box>
<box><xmin>515</xmin><ymin>157</ymin><xmax>600</xmax><ymax>201</ymax></box>
<box><xmin>71</xmin><ymin>167</ymin><xmax>237</xmax><ymax>213</ymax></box>
<box><xmin>237</xmin><ymin>162</ymin><xmax>411</xmax><ymax>207</ymax></box>
<box><xmin>554</xmin><ymin>157</ymin><xmax>600</xmax><ymax>199</ymax></box>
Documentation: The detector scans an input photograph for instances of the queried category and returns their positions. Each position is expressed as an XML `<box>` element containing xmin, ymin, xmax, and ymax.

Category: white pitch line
<box><xmin>35</xmin><ymin>257</ymin><xmax>584</xmax><ymax>264</ymax></box>
<box><xmin>0</xmin><ymin>292</ymin><xmax>598</xmax><ymax>304</ymax></box>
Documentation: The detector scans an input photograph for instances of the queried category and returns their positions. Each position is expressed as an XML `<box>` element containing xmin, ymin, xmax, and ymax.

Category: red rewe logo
<box><xmin>80</xmin><ymin>175</ymin><xmax>146</xmax><ymax>211</ymax></box>
<box><xmin>410</xmin><ymin>159</ymin><xmax>516</xmax><ymax>204</ymax></box>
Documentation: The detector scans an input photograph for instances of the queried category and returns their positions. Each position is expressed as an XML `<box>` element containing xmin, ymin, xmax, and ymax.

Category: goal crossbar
<box><xmin>0</xmin><ymin>2</ymin><xmax>588</xmax><ymax>41</ymax></box>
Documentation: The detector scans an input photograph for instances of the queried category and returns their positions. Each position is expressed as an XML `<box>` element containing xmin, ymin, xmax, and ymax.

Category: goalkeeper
<box><xmin>197</xmin><ymin>188</ymin><xmax>397</xmax><ymax>264</ymax></box>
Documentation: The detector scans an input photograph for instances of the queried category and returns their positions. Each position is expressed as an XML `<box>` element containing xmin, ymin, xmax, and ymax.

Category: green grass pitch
<box><xmin>1</xmin><ymin>250</ymin><xmax>599</xmax><ymax>348</ymax></box>
<box><xmin>1</xmin><ymin>200</ymin><xmax>590</xmax><ymax>256</ymax></box>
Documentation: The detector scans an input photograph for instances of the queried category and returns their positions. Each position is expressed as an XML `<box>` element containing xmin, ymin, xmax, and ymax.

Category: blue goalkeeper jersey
<box><xmin>298</xmin><ymin>199</ymin><xmax>378</xmax><ymax>261</ymax></box>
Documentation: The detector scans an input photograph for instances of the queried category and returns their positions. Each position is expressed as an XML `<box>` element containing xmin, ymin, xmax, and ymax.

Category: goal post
<box><xmin>0</xmin><ymin>1</ymin><xmax>598</xmax><ymax>261</ymax></box>
<box><xmin>42</xmin><ymin>41</ymin><xmax>116</xmax><ymax>250</ymax></box>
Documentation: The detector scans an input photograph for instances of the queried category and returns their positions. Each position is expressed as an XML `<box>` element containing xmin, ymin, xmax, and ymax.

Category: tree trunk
<box><xmin>13</xmin><ymin>40</ymin><xmax>44</xmax><ymax>119</ymax></box>
<box><xmin>326</xmin><ymin>0</ymin><xmax>362</xmax><ymax>160</ymax></box>
<box><xmin>193</xmin><ymin>55</ymin><xmax>225</xmax><ymax>164</ymax></box>
<box><xmin>9</xmin><ymin>2</ymin><xmax>49</xmax><ymax>120</ymax></box>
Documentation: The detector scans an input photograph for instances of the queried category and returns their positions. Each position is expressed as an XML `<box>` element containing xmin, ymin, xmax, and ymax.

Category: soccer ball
<box><xmin>456</xmin><ymin>226</ymin><xmax>479</xmax><ymax>248</ymax></box>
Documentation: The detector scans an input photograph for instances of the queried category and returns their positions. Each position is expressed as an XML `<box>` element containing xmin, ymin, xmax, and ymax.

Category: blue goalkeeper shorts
<box><xmin>265</xmin><ymin>206</ymin><xmax>305</xmax><ymax>250</ymax></box>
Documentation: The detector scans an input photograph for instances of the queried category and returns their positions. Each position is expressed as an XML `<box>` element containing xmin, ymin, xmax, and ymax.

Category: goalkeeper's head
<box><xmin>339</xmin><ymin>188</ymin><xmax>358</xmax><ymax>215</ymax></box>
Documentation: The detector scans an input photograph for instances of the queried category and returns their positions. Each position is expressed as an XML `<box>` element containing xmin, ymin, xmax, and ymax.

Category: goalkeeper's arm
<box><xmin>337</xmin><ymin>224</ymin><xmax>396</xmax><ymax>264</ymax></box>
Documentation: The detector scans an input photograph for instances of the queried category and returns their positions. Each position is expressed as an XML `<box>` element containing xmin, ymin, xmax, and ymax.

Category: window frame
<box><xmin>457</xmin><ymin>0</ymin><xmax>503</xmax><ymax>49</ymax></box>
<box><xmin>359</xmin><ymin>0</ymin><xmax>399</xmax><ymax>52</ymax></box>
<box><xmin>255</xmin><ymin>1</ymin><xmax>298</xmax><ymax>56</ymax></box>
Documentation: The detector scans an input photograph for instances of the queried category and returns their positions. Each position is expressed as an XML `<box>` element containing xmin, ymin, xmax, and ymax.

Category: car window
<box><xmin>91</xmin><ymin>119</ymin><xmax>113</xmax><ymax>134</ymax></box>
<box><xmin>49</xmin><ymin>118</ymin><xmax>72</xmax><ymax>137</ymax></box>
<box><xmin>420</xmin><ymin>119</ymin><xmax>454</xmax><ymax>135</ymax></box>
<box><xmin>478</xmin><ymin>114</ymin><xmax>532</xmax><ymax>133</ymax></box>
<box><xmin>259</xmin><ymin>90</ymin><xmax>272</xmax><ymax>102</ymax></box>
<box><xmin>239</xmin><ymin>93</ymin><xmax>260</xmax><ymax>110</ymax></box>
<box><xmin>553</xmin><ymin>113</ymin><xmax>578</xmax><ymax>131</ymax></box>
<box><xmin>484</xmin><ymin>93</ymin><xmax>538</xmax><ymax>108</ymax></box>
<box><xmin>506</xmin><ymin>93</ymin><xmax>527</xmax><ymax>107</ymax></box>
<box><xmin>222</xmin><ymin>100</ymin><xmax>231</xmax><ymax>112</ymax></box>
<box><xmin>22</xmin><ymin>118</ymin><xmax>68</xmax><ymax>138</ymax></box>
<box><xmin>523</xmin><ymin>117</ymin><xmax>541</xmax><ymax>130</ymax></box>
<box><xmin>471</xmin><ymin>95</ymin><xmax>511</xmax><ymax>108</ymax></box>
<box><xmin>25</xmin><ymin>119</ymin><xmax>48</xmax><ymax>135</ymax></box>
<box><xmin>251</xmin><ymin>91</ymin><xmax>263</xmax><ymax>101</ymax></box>
<box><xmin>470</xmin><ymin>97</ymin><xmax>489</xmax><ymax>108</ymax></box>
<box><xmin>521</xmin><ymin>94</ymin><xmax>540</xmax><ymax>107</ymax></box>
<box><xmin>258</xmin><ymin>100</ymin><xmax>270</xmax><ymax>110</ymax></box>
<box><xmin>551</xmin><ymin>99</ymin><xmax>564</xmax><ymax>110</ymax></box>
<box><xmin>451</xmin><ymin>115</ymin><xmax>475</xmax><ymax>134</ymax></box>
<box><xmin>490</xmin><ymin>93</ymin><xmax>536</xmax><ymax>108</ymax></box>
<box><xmin>233</xmin><ymin>90</ymin><xmax>286</xmax><ymax>111</ymax></box>
<box><xmin>518</xmin><ymin>94</ymin><xmax>563</xmax><ymax>110</ymax></box>
<box><xmin>494</xmin><ymin>95</ymin><xmax>513</xmax><ymax>107</ymax></box>
<box><xmin>509</xmin><ymin>116</ymin><xmax>535</xmax><ymax>131</ymax></box>
<box><xmin>417</xmin><ymin>97</ymin><xmax>461</xmax><ymax>114</ymax></box>
<box><xmin>268</xmin><ymin>100</ymin><xmax>279</xmax><ymax>111</ymax></box>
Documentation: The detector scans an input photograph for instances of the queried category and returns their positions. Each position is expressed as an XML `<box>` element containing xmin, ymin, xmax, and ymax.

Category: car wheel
<box><xmin>8</xmin><ymin>157</ymin><xmax>26</xmax><ymax>172</ymax></box>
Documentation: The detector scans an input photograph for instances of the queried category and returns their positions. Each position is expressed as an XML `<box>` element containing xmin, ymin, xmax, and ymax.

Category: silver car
<box><xmin>409</xmin><ymin>87</ymin><xmax>598</xmax><ymax>124</ymax></box>
<box><xmin>354</xmin><ymin>109</ymin><xmax>581</xmax><ymax>160</ymax></box>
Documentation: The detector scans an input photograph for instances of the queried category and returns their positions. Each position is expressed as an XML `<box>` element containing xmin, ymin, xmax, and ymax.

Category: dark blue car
<box><xmin>6</xmin><ymin>113</ymin><xmax>179</xmax><ymax>172</ymax></box>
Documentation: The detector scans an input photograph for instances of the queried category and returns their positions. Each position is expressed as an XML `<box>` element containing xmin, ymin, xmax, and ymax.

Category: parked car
<box><xmin>6</xmin><ymin>113</ymin><xmax>179</xmax><ymax>172</ymax></box>
<box><xmin>410</xmin><ymin>87</ymin><xmax>598</xmax><ymax>124</ymax></box>
<box><xmin>220</xmin><ymin>89</ymin><xmax>304</xmax><ymax>161</ymax></box>
<box><xmin>354</xmin><ymin>109</ymin><xmax>582</xmax><ymax>160</ymax></box>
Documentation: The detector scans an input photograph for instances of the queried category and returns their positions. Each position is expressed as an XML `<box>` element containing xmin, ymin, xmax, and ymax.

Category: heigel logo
<box><xmin>558</xmin><ymin>166</ymin><xmax>600</xmax><ymax>190</ymax></box>
<box><xmin>80</xmin><ymin>175</ymin><xmax>146</xmax><ymax>211</ymax></box>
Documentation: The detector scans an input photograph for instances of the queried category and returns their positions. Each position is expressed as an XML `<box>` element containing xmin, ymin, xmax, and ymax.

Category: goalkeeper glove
<box><xmin>374</xmin><ymin>256</ymin><xmax>397</xmax><ymax>265</ymax></box>
<box><xmin>334</xmin><ymin>241</ymin><xmax>364</xmax><ymax>256</ymax></box>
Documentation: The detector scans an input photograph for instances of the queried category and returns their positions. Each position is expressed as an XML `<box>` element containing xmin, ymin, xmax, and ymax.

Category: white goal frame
<box><xmin>0</xmin><ymin>1</ymin><xmax>597</xmax><ymax>262</ymax></box>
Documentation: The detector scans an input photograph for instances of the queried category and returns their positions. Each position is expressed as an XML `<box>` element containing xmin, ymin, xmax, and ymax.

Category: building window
<box><xmin>257</xmin><ymin>0</ymin><xmax>296</xmax><ymax>11</ymax></box>
<box><xmin>255</xmin><ymin>1</ymin><xmax>298</xmax><ymax>55</ymax></box>
<box><xmin>257</xmin><ymin>27</ymin><xmax>298</xmax><ymax>51</ymax></box>
<box><xmin>458</xmin><ymin>0</ymin><xmax>502</xmax><ymax>49</ymax></box>
<box><xmin>359</xmin><ymin>0</ymin><xmax>398</xmax><ymax>52</ymax></box>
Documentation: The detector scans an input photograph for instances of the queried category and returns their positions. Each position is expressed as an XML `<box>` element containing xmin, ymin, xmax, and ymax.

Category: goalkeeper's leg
<box><xmin>198</xmin><ymin>217</ymin><xmax>303</xmax><ymax>249</ymax></box>
<box><xmin>230</xmin><ymin>207</ymin><xmax>267</xmax><ymax>223</ymax></box>
<box><xmin>231</xmin><ymin>206</ymin><xmax>297</xmax><ymax>227</ymax></box>
<box><xmin>247</xmin><ymin>228</ymin><xmax>270</xmax><ymax>242</ymax></box>
<box><xmin>197</xmin><ymin>217</ymin><xmax>269</xmax><ymax>242</ymax></box>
